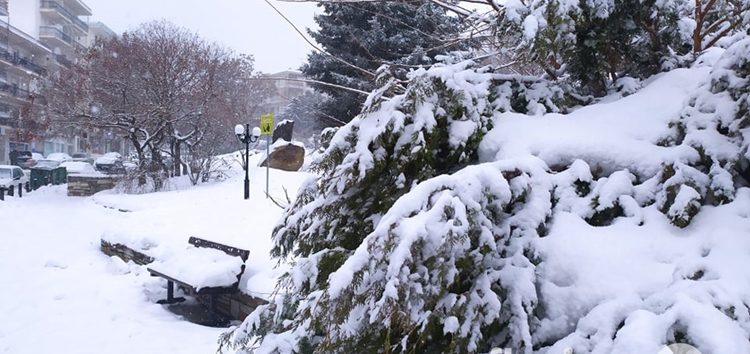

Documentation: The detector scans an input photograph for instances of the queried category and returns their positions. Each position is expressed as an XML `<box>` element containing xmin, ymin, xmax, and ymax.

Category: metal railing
<box><xmin>0</xmin><ymin>83</ymin><xmax>30</xmax><ymax>98</ymax></box>
<box><xmin>39</xmin><ymin>26</ymin><xmax>73</xmax><ymax>45</ymax></box>
<box><xmin>40</xmin><ymin>1</ymin><xmax>89</xmax><ymax>31</ymax></box>
<box><xmin>0</xmin><ymin>48</ymin><xmax>48</xmax><ymax>76</ymax></box>
<box><xmin>0</xmin><ymin>117</ymin><xmax>17</xmax><ymax>128</ymax></box>
<box><xmin>55</xmin><ymin>54</ymin><xmax>72</xmax><ymax>67</ymax></box>
<box><xmin>0</xmin><ymin>84</ymin><xmax>46</xmax><ymax>104</ymax></box>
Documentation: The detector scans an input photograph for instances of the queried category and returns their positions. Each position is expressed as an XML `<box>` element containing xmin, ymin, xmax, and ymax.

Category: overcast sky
<box><xmin>83</xmin><ymin>0</ymin><xmax>320</xmax><ymax>74</ymax></box>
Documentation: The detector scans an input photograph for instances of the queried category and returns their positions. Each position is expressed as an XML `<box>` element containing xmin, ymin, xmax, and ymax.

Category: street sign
<box><xmin>260</xmin><ymin>113</ymin><xmax>274</xmax><ymax>135</ymax></box>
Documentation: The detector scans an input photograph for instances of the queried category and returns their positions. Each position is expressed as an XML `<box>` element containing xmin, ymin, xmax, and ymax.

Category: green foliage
<box><xmin>654</xmin><ymin>36</ymin><xmax>750</xmax><ymax>227</ymax></box>
<box><xmin>302</xmin><ymin>0</ymin><xmax>473</xmax><ymax>125</ymax></box>
<box><xmin>502</xmin><ymin>0</ymin><xmax>693</xmax><ymax>96</ymax></box>
<box><xmin>218</xmin><ymin>59</ymin><xmax>569</xmax><ymax>354</ymax></box>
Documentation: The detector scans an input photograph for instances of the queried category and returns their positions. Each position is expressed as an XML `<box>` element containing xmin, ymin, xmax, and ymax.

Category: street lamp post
<box><xmin>234</xmin><ymin>123</ymin><xmax>261</xmax><ymax>200</ymax></box>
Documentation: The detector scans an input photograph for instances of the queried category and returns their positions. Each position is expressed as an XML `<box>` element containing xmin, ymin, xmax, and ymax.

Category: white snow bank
<box><xmin>0</xmin><ymin>185</ymin><xmax>227</xmax><ymax>354</ymax></box>
<box><xmin>538</xmin><ymin>188</ymin><xmax>750</xmax><ymax>353</ymax></box>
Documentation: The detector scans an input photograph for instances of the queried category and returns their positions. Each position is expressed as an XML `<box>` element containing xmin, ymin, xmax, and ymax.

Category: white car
<box><xmin>46</xmin><ymin>152</ymin><xmax>73</xmax><ymax>162</ymax></box>
<box><xmin>0</xmin><ymin>165</ymin><xmax>30</xmax><ymax>196</ymax></box>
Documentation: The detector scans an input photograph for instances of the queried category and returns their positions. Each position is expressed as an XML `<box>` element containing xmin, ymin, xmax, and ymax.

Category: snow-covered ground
<box><xmin>0</xmin><ymin>153</ymin><xmax>310</xmax><ymax>353</ymax></box>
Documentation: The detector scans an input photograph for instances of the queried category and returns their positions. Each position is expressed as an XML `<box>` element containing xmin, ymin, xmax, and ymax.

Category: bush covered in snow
<box><xmin>658</xmin><ymin>35</ymin><xmax>750</xmax><ymax>227</ymax></box>
<box><xmin>220</xmin><ymin>35</ymin><xmax>750</xmax><ymax>354</ymax></box>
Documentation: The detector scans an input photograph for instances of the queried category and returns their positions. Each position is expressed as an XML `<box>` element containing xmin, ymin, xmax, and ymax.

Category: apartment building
<box><xmin>84</xmin><ymin>21</ymin><xmax>114</xmax><ymax>47</ymax></box>
<box><xmin>0</xmin><ymin>0</ymin><xmax>100</xmax><ymax>164</ymax></box>
<box><xmin>263</xmin><ymin>70</ymin><xmax>311</xmax><ymax>117</ymax></box>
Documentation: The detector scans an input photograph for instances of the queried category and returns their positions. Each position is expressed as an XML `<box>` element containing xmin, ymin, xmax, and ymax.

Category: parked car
<box><xmin>94</xmin><ymin>152</ymin><xmax>125</xmax><ymax>174</ymax></box>
<box><xmin>14</xmin><ymin>151</ymin><xmax>37</xmax><ymax>169</ymax></box>
<box><xmin>122</xmin><ymin>160</ymin><xmax>137</xmax><ymax>172</ymax></box>
<box><xmin>0</xmin><ymin>165</ymin><xmax>30</xmax><ymax>194</ymax></box>
<box><xmin>70</xmin><ymin>152</ymin><xmax>95</xmax><ymax>164</ymax></box>
<box><xmin>33</xmin><ymin>159</ymin><xmax>61</xmax><ymax>169</ymax></box>
<box><xmin>60</xmin><ymin>161</ymin><xmax>97</xmax><ymax>175</ymax></box>
<box><xmin>46</xmin><ymin>152</ymin><xmax>73</xmax><ymax>162</ymax></box>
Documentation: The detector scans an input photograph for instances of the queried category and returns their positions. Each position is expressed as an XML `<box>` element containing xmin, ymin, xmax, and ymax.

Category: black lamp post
<box><xmin>234</xmin><ymin>123</ymin><xmax>261</xmax><ymax>199</ymax></box>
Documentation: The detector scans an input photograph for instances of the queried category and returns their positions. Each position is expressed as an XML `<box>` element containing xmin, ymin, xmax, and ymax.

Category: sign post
<box><xmin>260</xmin><ymin>113</ymin><xmax>274</xmax><ymax>199</ymax></box>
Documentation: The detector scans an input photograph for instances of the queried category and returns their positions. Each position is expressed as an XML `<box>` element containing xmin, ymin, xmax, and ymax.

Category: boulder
<box><xmin>260</xmin><ymin>143</ymin><xmax>305</xmax><ymax>171</ymax></box>
<box><xmin>272</xmin><ymin>120</ymin><xmax>294</xmax><ymax>143</ymax></box>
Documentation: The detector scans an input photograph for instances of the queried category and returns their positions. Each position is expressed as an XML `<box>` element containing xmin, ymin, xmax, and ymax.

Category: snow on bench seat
<box><xmin>148</xmin><ymin>246</ymin><xmax>245</xmax><ymax>291</ymax></box>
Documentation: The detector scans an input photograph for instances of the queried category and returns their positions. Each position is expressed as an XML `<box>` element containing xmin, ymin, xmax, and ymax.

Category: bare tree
<box><xmin>691</xmin><ymin>0</ymin><xmax>750</xmax><ymax>52</ymax></box>
<box><xmin>44</xmin><ymin>21</ymin><xmax>272</xmax><ymax>190</ymax></box>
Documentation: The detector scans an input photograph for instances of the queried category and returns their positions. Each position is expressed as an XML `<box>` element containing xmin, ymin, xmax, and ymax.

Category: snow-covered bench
<box><xmin>147</xmin><ymin>237</ymin><xmax>249</xmax><ymax>305</ymax></box>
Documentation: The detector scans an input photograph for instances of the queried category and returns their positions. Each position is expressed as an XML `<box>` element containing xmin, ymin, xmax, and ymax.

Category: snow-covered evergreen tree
<box><xmin>481</xmin><ymin>0</ymin><xmax>749</xmax><ymax>96</ymax></box>
<box><xmin>220</xmin><ymin>34</ymin><xmax>750</xmax><ymax>353</ymax></box>
<box><xmin>219</xmin><ymin>61</ymin><xmax>569</xmax><ymax>353</ymax></box>
<box><xmin>277</xmin><ymin>91</ymin><xmax>331</xmax><ymax>141</ymax></box>
<box><xmin>216</xmin><ymin>3</ymin><xmax>750</xmax><ymax>353</ymax></box>
<box><xmin>302</xmin><ymin>0</ymin><xmax>473</xmax><ymax>125</ymax></box>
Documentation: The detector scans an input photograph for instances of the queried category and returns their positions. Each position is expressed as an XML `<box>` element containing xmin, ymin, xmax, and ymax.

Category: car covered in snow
<box><xmin>94</xmin><ymin>152</ymin><xmax>125</xmax><ymax>174</ymax></box>
<box><xmin>0</xmin><ymin>165</ymin><xmax>30</xmax><ymax>193</ymax></box>
<box><xmin>12</xmin><ymin>150</ymin><xmax>37</xmax><ymax>169</ymax></box>
<box><xmin>46</xmin><ymin>152</ymin><xmax>73</xmax><ymax>162</ymax></box>
<box><xmin>60</xmin><ymin>161</ymin><xmax>98</xmax><ymax>175</ymax></box>
<box><xmin>71</xmin><ymin>152</ymin><xmax>95</xmax><ymax>164</ymax></box>
<box><xmin>33</xmin><ymin>159</ymin><xmax>61</xmax><ymax>169</ymax></box>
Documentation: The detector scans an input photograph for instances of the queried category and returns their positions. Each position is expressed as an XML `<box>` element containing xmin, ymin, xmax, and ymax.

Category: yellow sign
<box><xmin>260</xmin><ymin>113</ymin><xmax>274</xmax><ymax>135</ymax></box>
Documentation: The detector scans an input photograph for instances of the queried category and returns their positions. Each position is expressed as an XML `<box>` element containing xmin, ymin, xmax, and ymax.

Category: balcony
<box><xmin>0</xmin><ymin>117</ymin><xmax>17</xmax><ymax>128</ymax></box>
<box><xmin>65</xmin><ymin>0</ymin><xmax>92</xmax><ymax>17</ymax></box>
<box><xmin>39</xmin><ymin>26</ymin><xmax>73</xmax><ymax>48</ymax></box>
<box><xmin>0</xmin><ymin>48</ymin><xmax>48</xmax><ymax>76</ymax></box>
<box><xmin>40</xmin><ymin>1</ymin><xmax>89</xmax><ymax>32</ymax></box>
<box><xmin>0</xmin><ymin>82</ymin><xmax>44</xmax><ymax>103</ymax></box>
<box><xmin>54</xmin><ymin>54</ymin><xmax>72</xmax><ymax>68</ymax></box>
<box><xmin>0</xmin><ymin>83</ymin><xmax>31</xmax><ymax>99</ymax></box>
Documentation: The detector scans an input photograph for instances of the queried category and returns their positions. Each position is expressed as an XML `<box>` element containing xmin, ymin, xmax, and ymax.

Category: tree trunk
<box><xmin>173</xmin><ymin>139</ymin><xmax>182</xmax><ymax>177</ymax></box>
<box><xmin>693</xmin><ymin>0</ymin><xmax>703</xmax><ymax>52</ymax></box>
<box><xmin>129</xmin><ymin>132</ymin><xmax>147</xmax><ymax>186</ymax></box>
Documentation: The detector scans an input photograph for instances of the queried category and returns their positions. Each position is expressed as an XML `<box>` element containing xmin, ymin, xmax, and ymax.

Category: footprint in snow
<box><xmin>44</xmin><ymin>259</ymin><xmax>68</xmax><ymax>269</ymax></box>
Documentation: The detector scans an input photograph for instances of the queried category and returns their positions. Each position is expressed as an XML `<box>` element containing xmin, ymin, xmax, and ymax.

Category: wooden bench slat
<box><xmin>189</xmin><ymin>237</ymin><xmax>250</xmax><ymax>261</ymax></box>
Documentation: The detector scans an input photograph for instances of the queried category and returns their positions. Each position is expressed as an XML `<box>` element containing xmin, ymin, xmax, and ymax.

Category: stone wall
<box><xmin>100</xmin><ymin>240</ymin><xmax>267</xmax><ymax>320</ymax></box>
<box><xmin>68</xmin><ymin>175</ymin><xmax>118</xmax><ymax>197</ymax></box>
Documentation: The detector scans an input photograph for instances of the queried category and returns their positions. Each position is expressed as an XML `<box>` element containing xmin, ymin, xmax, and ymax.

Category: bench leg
<box><xmin>167</xmin><ymin>280</ymin><xmax>174</xmax><ymax>300</ymax></box>
<box><xmin>157</xmin><ymin>280</ymin><xmax>186</xmax><ymax>304</ymax></box>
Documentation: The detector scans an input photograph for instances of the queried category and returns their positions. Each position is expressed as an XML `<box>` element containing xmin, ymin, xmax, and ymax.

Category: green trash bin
<box><xmin>51</xmin><ymin>167</ymin><xmax>67</xmax><ymax>185</ymax></box>
<box><xmin>30</xmin><ymin>164</ymin><xmax>68</xmax><ymax>190</ymax></box>
<box><xmin>30</xmin><ymin>167</ymin><xmax>51</xmax><ymax>190</ymax></box>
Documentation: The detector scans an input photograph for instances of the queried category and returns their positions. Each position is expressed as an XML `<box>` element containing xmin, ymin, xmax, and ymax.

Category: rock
<box><xmin>260</xmin><ymin>143</ymin><xmax>305</xmax><ymax>171</ymax></box>
<box><xmin>272</xmin><ymin>120</ymin><xmax>294</xmax><ymax>143</ymax></box>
